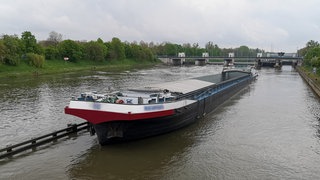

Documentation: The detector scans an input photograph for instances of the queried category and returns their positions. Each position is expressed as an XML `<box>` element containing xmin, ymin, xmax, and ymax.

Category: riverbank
<box><xmin>296</xmin><ymin>66</ymin><xmax>320</xmax><ymax>97</ymax></box>
<box><xmin>0</xmin><ymin>59</ymin><xmax>160</xmax><ymax>79</ymax></box>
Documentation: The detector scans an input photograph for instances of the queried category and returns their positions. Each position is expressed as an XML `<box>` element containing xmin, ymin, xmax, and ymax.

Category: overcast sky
<box><xmin>1</xmin><ymin>0</ymin><xmax>320</xmax><ymax>52</ymax></box>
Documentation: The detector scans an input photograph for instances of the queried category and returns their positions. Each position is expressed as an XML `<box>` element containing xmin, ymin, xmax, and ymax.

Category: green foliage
<box><xmin>1</xmin><ymin>34</ymin><xmax>22</xmax><ymax>66</ymax></box>
<box><xmin>97</xmin><ymin>38</ymin><xmax>104</xmax><ymax>44</ymax></box>
<box><xmin>84</xmin><ymin>41</ymin><xmax>107</xmax><ymax>62</ymax></box>
<box><xmin>44</xmin><ymin>46</ymin><xmax>59</xmax><ymax>60</ymax></box>
<box><xmin>310</xmin><ymin>57</ymin><xmax>320</xmax><ymax>67</ymax></box>
<box><xmin>26</xmin><ymin>53</ymin><xmax>45</xmax><ymax>68</ymax></box>
<box><xmin>0</xmin><ymin>31</ymin><xmax>160</xmax><ymax>72</ymax></box>
<box><xmin>304</xmin><ymin>46</ymin><xmax>320</xmax><ymax>67</ymax></box>
<box><xmin>152</xmin><ymin>42</ymin><xmax>183</xmax><ymax>56</ymax></box>
<box><xmin>4</xmin><ymin>55</ymin><xmax>20</xmax><ymax>66</ymax></box>
<box><xmin>152</xmin><ymin>41</ymin><xmax>263</xmax><ymax>57</ymax></box>
<box><xmin>300</xmin><ymin>40</ymin><xmax>320</xmax><ymax>69</ymax></box>
<box><xmin>109</xmin><ymin>37</ymin><xmax>125</xmax><ymax>60</ymax></box>
<box><xmin>306</xmin><ymin>40</ymin><xmax>319</xmax><ymax>48</ymax></box>
<box><xmin>205</xmin><ymin>42</ymin><xmax>221</xmax><ymax>56</ymax></box>
<box><xmin>0</xmin><ymin>40</ymin><xmax>6</xmax><ymax>64</ymax></box>
<box><xmin>124</xmin><ymin>43</ymin><xmax>134</xmax><ymax>58</ymax></box>
<box><xmin>58</xmin><ymin>40</ymin><xmax>83</xmax><ymax>62</ymax></box>
<box><xmin>144</xmin><ymin>48</ymin><xmax>154</xmax><ymax>61</ymax></box>
<box><xmin>164</xmin><ymin>43</ymin><xmax>178</xmax><ymax>56</ymax></box>
<box><xmin>124</xmin><ymin>43</ymin><xmax>154</xmax><ymax>61</ymax></box>
<box><xmin>21</xmin><ymin>31</ymin><xmax>43</xmax><ymax>54</ymax></box>
<box><xmin>182</xmin><ymin>43</ymin><xmax>193</xmax><ymax>56</ymax></box>
<box><xmin>236</xmin><ymin>46</ymin><xmax>250</xmax><ymax>56</ymax></box>
<box><xmin>2</xmin><ymin>34</ymin><xmax>22</xmax><ymax>55</ymax></box>
<box><xmin>299</xmin><ymin>40</ymin><xmax>320</xmax><ymax>57</ymax></box>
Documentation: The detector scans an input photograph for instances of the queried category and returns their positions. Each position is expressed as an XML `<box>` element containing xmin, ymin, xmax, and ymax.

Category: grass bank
<box><xmin>297</xmin><ymin>66</ymin><xmax>320</xmax><ymax>97</ymax></box>
<box><xmin>299</xmin><ymin>66</ymin><xmax>320</xmax><ymax>82</ymax></box>
<box><xmin>0</xmin><ymin>59</ymin><xmax>161</xmax><ymax>79</ymax></box>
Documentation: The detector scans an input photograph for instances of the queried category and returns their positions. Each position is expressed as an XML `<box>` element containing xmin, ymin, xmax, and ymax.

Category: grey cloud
<box><xmin>1</xmin><ymin>0</ymin><xmax>319</xmax><ymax>52</ymax></box>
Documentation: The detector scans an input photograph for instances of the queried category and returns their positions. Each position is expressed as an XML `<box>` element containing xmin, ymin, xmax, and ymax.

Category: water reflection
<box><xmin>68</xmin><ymin>129</ymin><xmax>196</xmax><ymax>180</ymax></box>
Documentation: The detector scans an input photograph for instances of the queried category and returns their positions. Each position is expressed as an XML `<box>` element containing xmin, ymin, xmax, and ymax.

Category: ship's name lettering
<box><xmin>144</xmin><ymin>105</ymin><xmax>164</xmax><ymax>111</ymax></box>
<box><xmin>93</xmin><ymin>103</ymin><xmax>101</xmax><ymax>110</ymax></box>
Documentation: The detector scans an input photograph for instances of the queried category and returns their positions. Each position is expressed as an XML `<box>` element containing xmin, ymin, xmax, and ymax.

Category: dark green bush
<box><xmin>4</xmin><ymin>55</ymin><xmax>20</xmax><ymax>66</ymax></box>
<box><xmin>26</xmin><ymin>53</ymin><xmax>45</xmax><ymax>68</ymax></box>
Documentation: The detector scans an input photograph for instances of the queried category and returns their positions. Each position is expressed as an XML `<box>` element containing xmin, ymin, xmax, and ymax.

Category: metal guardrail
<box><xmin>0</xmin><ymin>122</ymin><xmax>89</xmax><ymax>159</ymax></box>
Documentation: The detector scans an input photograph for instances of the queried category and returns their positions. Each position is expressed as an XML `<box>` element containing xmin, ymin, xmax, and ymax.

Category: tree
<box><xmin>97</xmin><ymin>38</ymin><xmax>104</xmax><ymax>44</ymax></box>
<box><xmin>205</xmin><ymin>41</ymin><xmax>221</xmax><ymax>56</ymax></box>
<box><xmin>0</xmin><ymin>40</ymin><xmax>6</xmax><ymax>64</ymax></box>
<box><xmin>84</xmin><ymin>41</ymin><xmax>107</xmax><ymax>62</ymax></box>
<box><xmin>236</xmin><ymin>45</ymin><xmax>250</xmax><ymax>57</ymax></box>
<box><xmin>192</xmin><ymin>43</ymin><xmax>199</xmax><ymax>56</ymax></box>
<box><xmin>21</xmin><ymin>31</ymin><xmax>42</xmax><ymax>54</ymax></box>
<box><xmin>143</xmin><ymin>47</ymin><xmax>154</xmax><ymax>61</ymax></box>
<box><xmin>304</xmin><ymin>46</ymin><xmax>320</xmax><ymax>67</ymax></box>
<box><xmin>310</xmin><ymin>56</ymin><xmax>320</xmax><ymax>68</ymax></box>
<box><xmin>47</xmin><ymin>31</ymin><xmax>63</xmax><ymax>46</ymax></box>
<box><xmin>124</xmin><ymin>43</ymin><xmax>134</xmax><ymax>59</ymax></box>
<box><xmin>58</xmin><ymin>40</ymin><xmax>83</xmax><ymax>62</ymax></box>
<box><xmin>44</xmin><ymin>46</ymin><xmax>59</xmax><ymax>60</ymax></box>
<box><xmin>306</xmin><ymin>40</ymin><xmax>319</xmax><ymax>48</ymax></box>
<box><xmin>182</xmin><ymin>43</ymin><xmax>192</xmax><ymax>56</ymax></box>
<box><xmin>299</xmin><ymin>40</ymin><xmax>320</xmax><ymax>57</ymax></box>
<box><xmin>164</xmin><ymin>43</ymin><xmax>176</xmax><ymax>56</ymax></box>
<box><xmin>1</xmin><ymin>34</ymin><xmax>23</xmax><ymax>65</ymax></box>
<box><xmin>109</xmin><ymin>37</ymin><xmax>125</xmax><ymax>60</ymax></box>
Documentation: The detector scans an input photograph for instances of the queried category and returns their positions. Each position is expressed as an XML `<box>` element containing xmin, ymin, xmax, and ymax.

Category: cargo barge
<box><xmin>65</xmin><ymin>64</ymin><xmax>257</xmax><ymax>145</ymax></box>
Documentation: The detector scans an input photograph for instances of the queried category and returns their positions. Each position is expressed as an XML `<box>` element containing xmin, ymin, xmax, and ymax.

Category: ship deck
<box><xmin>195</xmin><ymin>71</ymin><xmax>249</xmax><ymax>84</ymax></box>
<box><xmin>130</xmin><ymin>71</ymin><xmax>250</xmax><ymax>95</ymax></box>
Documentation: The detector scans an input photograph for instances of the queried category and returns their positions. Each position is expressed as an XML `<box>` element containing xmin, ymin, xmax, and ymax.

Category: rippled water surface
<box><xmin>0</xmin><ymin>65</ymin><xmax>319</xmax><ymax>180</ymax></box>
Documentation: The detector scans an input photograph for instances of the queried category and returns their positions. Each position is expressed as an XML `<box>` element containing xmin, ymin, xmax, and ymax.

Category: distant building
<box><xmin>178</xmin><ymin>52</ymin><xmax>186</xmax><ymax>64</ymax></box>
<box><xmin>228</xmin><ymin>53</ymin><xmax>234</xmax><ymax>58</ymax></box>
<box><xmin>202</xmin><ymin>52</ymin><xmax>209</xmax><ymax>57</ymax></box>
<box><xmin>202</xmin><ymin>52</ymin><xmax>209</xmax><ymax>63</ymax></box>
<box><xmin>178</xmin><ymin>52</ymin><xmax>185</xmax><ymax>57</ymax></box>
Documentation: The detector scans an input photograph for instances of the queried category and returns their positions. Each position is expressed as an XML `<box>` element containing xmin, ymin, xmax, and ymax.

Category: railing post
<box><xmin>6</xmin><ymin>145</ymin><xmax>12</xmax><ymax>153</ymax></box>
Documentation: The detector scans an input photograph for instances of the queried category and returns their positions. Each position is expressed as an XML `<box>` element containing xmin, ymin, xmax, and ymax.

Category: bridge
<box><xmin>158</xmin><ymin>54</ymin><xmax>303</xmax><ymax>68</ymax></box>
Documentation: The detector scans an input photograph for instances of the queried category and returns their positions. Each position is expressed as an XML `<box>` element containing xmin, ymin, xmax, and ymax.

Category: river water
<box><xmin>0</xmin><ymin>65</ymin><xmax>320</xmax><ymax>180</ymax></box>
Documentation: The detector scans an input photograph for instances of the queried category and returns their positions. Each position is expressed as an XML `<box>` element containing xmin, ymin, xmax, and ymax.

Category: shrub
<box><xmin>26</xmin><ymin>53</ymin><xmax>45</xmax><ymax>68</ymax></box>
<box><xmin>4</xmin><ymin>55</ymin><xmax>20</xmax><ymax>66</ymax></box>
<box><xmin>311</xmin><ymin>57</ymin><xmax>320</xmax><ymax>68</ymax></box>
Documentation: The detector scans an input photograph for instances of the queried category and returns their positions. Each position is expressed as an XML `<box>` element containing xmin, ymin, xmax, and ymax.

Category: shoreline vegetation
<box><xmin>0</xmin><ymin>31</ymin><xmax>320</xmax><ymax>84</ymax></box>
<box><xmin>0</xmin><ymin>30</ymin><xmax>270</xmax><ymax>80</ymax></box>
<box><xmin>0</xmin><ymin>58</ymin><xmax>161</xmax><ymax>79</ymax></box>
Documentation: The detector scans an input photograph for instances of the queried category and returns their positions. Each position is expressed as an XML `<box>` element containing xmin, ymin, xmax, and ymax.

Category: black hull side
<box><xmin>93</xmin><ymin>101</ymin><xmax>199</xmax><ymax>145</ymax></box>
<box><xmin>93</xmin><ymin>76</ymin><xmax>254</xmax><ymax>145</ymax></box>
